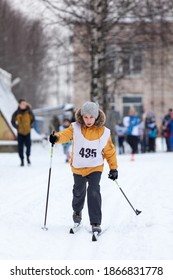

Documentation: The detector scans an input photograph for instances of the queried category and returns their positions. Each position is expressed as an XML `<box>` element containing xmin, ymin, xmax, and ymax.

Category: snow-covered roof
<box><xmin>33</xmin><ymin>103</ymin><xmax>74</xmax><ymax>116</ymax></box>
<box><xmin>0</xmin><ymin>70</ymin><xmax>17</xmax><ymax>136</ymax></box>
<box><xmin>0</xmin><ymin>68</ymin><xmax>42</xmax><ymax>141</ymax></box>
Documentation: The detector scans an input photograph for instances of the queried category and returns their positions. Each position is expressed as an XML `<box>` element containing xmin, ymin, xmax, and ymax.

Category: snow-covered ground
<box><xmin>0</xmin><ymin>140</ymin><xmax>173</xmax><ymax>260</ymax></box>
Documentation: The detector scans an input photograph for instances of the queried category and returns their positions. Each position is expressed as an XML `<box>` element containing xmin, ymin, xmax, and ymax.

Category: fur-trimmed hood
<box><xmin>75</xmin><ymin>108</ymin><xmax>106</xmax><ymax>128</ymax></box>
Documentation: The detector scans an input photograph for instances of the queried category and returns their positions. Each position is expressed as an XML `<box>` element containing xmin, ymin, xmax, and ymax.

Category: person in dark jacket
<box><xmin>145</xmin><ymin>116</ymin><xmax>158</xmax><ymax>152</ymax></box>
<box><xmin>167</xmin><ymin>111</ymin><xmax>173</xmax><ymax>151</ymax></box>
<box><xmin>11</xmin><ymin>99</ymin><xmax>35</xmax><ymax>166</ymax></box>
<box><xmin>162</xmin><ymin>108</ymin><xmax>173</xmax><ymax>151</ymax></box>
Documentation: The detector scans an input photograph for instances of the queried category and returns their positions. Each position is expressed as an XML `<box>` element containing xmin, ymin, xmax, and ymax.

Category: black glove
<box><xmin>108</xmin><ymin>169</ymin><xmax>118</xmax><ymax>181</ymax></box>
<box><xmin>49</xmin><ymin>134</ymin><xmax>59</xmax><ymax>144</ymax></box>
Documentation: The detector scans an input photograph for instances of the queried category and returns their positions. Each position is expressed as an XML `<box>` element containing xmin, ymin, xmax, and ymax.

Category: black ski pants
<box><xmin>18</xmin><ymin>133</ymin><xmax>31</xmax><ymax>160</ymax></box>
<box><xmin>127</xmin><ymin>135</ymin><xmax>139</xmax><ymax>154</ymax></box>
<box><xmin>72</xmin><ymin>172</ymin><xmax>102</xmax><ymax>225</ymax></box>
<box><xmin>148</xmin><ymin>137</ymin><xmax>156</xmax><ymax>152</ymax></box>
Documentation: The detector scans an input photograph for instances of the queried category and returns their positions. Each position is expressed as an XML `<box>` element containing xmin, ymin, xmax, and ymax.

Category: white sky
<box><xmin>7</xmin><ymin>0</ymin><xmax>45</xmax><ymax>19</ymax></box>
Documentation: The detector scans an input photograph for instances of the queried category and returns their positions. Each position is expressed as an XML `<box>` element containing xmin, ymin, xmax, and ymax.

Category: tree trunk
<box><xmin>90</xmin><ymin>0</ymin><xmax>108</xmax><ymax>114</ymax></box>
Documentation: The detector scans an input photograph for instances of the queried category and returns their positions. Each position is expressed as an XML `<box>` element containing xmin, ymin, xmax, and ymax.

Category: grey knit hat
<box><xmin>81</xmin><ymin>102</ymin><xmax>99</xmax><ymax>119</ymax></box>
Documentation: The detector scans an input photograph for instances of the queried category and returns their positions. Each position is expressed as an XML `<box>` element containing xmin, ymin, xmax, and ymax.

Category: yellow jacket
<box><xmin>55</xmin><ymin>109</ymin><xmax>118</xmax><ymax>176</ymax></box>
<box><xmin>11</xmin><ymin>107</ymin><xmax>35</xmax><ymax>135</ymax></box>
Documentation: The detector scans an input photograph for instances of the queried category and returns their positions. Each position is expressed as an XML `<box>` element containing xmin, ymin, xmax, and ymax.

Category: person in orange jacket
<box><xmin>49</xmin><ymin>101</ymin><xmax>118</xmax><ymax>233</ymax></box>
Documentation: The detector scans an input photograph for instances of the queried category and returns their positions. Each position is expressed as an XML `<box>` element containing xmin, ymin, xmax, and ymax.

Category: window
<box><xmin>106</xmin><ymin>45</ymin><xmax>143</xmax><ymax>76</ymax></box>
<box><xmin>122</xmin><ymin>47</ymin><xmax>142</xmax><ymax>75</ymax></box>
<box><xmin>122</xmin><ymin>96</ymin><xmax>143</xmax><ymax>117</ymax></box>
<box><xmin>106</xmin><ymin>45</ymin><xmax>122</xmax><ymax>75</ymax></box>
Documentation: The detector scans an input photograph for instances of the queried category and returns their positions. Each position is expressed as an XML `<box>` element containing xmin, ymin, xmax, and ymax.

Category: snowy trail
<box><xmin>0</xmin><ymin>142</ymin><xmax>173</xmax><ymax>260</ymax></box>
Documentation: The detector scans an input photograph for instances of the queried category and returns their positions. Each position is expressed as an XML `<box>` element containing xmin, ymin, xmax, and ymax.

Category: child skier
<box><xmin>123</xmin><ymin>107</ymin><xmax>140</xmax><ymax>161</ymax></box>
<box><xmin>49</xmin><ymin>101</ymin><xmax>118</xmax><ymax>233</ymax></box>
<box><xmin>59</xmin><ymin>118</ymin><xmax>72</xmax><ymax>162</ymax></box>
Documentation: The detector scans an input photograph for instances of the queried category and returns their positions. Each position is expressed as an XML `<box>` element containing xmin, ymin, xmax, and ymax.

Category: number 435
<box><xmin>79</xmin><ymin>148</ymin><xmax>97</xmax><ymax>158</ymax></box>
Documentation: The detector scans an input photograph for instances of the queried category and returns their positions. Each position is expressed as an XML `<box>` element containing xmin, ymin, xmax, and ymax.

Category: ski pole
<box><xmin>115</xmin><ymin>180</ymin><xmax>142</xmax><ymax>215</ymax></box>
<box><xmin>42</xmin><ymin>132</ymin><xmax>55</xmax><ymax>230</ymax></box>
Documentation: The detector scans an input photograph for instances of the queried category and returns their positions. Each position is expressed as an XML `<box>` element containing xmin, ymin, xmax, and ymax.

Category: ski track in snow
<box><xmin>0</xmin><ymin>142</ymin><xmax>173</xmax><ymax>260</ymax></box>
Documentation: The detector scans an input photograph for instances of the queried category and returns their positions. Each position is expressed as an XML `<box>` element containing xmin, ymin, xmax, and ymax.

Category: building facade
<box><xmin>72</xmin><ymin>23</ymin><xmax>173</xmax><ymax>125</ymax></box>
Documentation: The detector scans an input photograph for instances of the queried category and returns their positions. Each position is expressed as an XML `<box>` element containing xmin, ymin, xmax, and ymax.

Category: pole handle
<box><xmin>51</xmin><ymin>131</ymin><xmax>55</xmax><ymax>147</ymax></box>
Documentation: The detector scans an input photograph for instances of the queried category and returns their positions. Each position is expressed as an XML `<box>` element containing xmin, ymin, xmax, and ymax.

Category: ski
<box><xmin>69</xmin><ymin>223</ymin><xmax>81</xmax><ymax>234</ymax></box>
<box><xmin>69</xmin><ymin>224</ymin><xmax>105</xmax><ymax>241</ymax></box>
<box><xmin>92</xmin><ymin>231</ymin><xmax>101</xmax><ymax>242</ymax></box>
